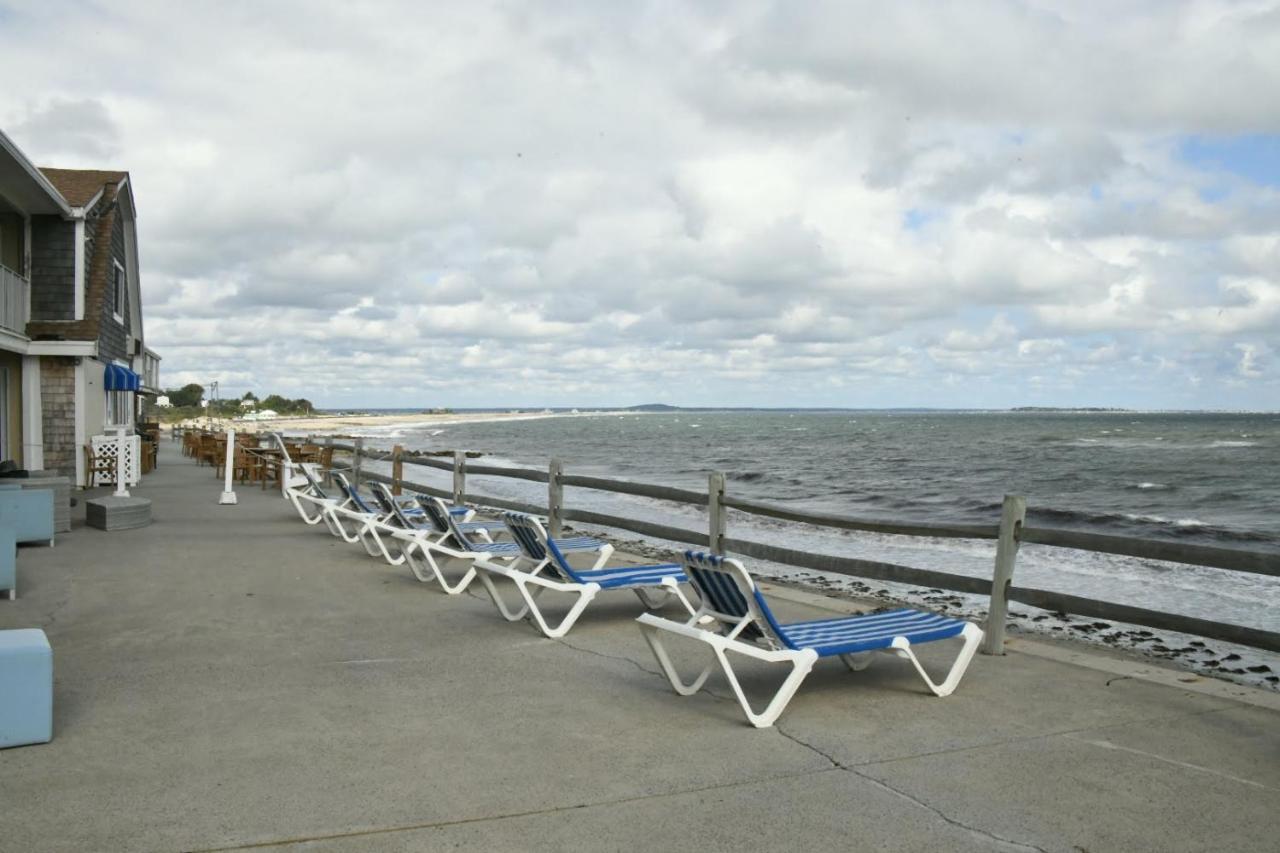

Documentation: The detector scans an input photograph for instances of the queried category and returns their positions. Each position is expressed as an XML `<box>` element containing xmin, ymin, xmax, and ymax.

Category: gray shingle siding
<box><xmin>98</xmin><ymin>204</ymin><xmax>129</xmax><ymax>362</ymax></box>
<box><xmin>29</xmin><ymin>214</ymin><xmax>75</xmax><ymax>322</ymax></box>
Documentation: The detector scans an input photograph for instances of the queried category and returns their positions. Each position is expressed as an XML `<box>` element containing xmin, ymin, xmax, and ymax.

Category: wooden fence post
<box><xmin>323</xmin><ymin>435</ymin><xmax>333</xmax><ymax>485</ymax></box>
<box><xmin>548</xmin><ymin>459</ymin><xmax>564</xmax><ymax>537</ymax></box>
<box><xmin>983</xmin><ymin>495</ymin><xmax>1027</xmax><ymax>655</ymax></box>
<box><xmin>353</xmin><ymin>436</ymin><xmax>363</xmax><ymax>488</ymax></box>
<box><xmin>708</xmin><ymin>471</ymin><xmax>726</xmax><ymax>555</ymax></box>
<box><xmin>453</xmin><ymin>451</ymin><xmax>466</xmax><ymax>506</ymax></box>
<box><xmin>391</xmin><ymin>444</ymin><xmax>404</xmax><ymax>496</ymax></box>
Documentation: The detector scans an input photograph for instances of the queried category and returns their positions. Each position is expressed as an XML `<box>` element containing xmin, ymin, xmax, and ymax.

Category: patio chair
<box><xmin>472</xmin><ymin>511</ymin><xmax>697</xmax><ymax>639</ymax></box>
<box><xmin>84</xmin><ymin>444</ymin><xmax>117</xmax><ymax>487</ymax></box>
<box><xmin>637</xmin><ymin>551</ymin><xmax>983</xmax><ymax>728</ymax></box>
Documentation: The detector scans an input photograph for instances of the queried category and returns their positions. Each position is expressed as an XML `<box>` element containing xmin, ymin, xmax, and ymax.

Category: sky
<box><xmin>2</xmin><ymin>0</ymin><xmax>1278</xmax><ymax>410</ymax></box>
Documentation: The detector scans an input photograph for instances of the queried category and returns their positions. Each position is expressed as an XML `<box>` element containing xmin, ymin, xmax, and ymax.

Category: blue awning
<box><xmin>104</xmin><ymin>364</ymin><xmax>141</xmax><ymax>392</ymax></box>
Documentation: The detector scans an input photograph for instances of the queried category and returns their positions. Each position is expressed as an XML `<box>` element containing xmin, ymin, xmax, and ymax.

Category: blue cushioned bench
<box><xmin>1</xmin><ymin>527</ymin><xmax>15</xmax><ymax>599</ymax></box>
<box><xmin>0</xmin><ymin>489</ymin><xmax>55</xmax><ymax>546</ymax></box>
<box><xmin>0</xmin><ymin>628</ymin><xmax>53</xmax><ymax>748</ymax></box>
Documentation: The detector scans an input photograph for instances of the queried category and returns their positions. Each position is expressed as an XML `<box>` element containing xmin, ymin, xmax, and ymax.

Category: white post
<box><xmin>982</xmin><ymin>495</ymin><xmax>1026</xmax><ymax>655</ymax></box>
<box><xmin>113</xmin><ymin>426</ymin><xmax>130</xmax><ymax>498</ymax></box>
<box><xmin>219</xmin><ymin>428</ymin><xmax>238</xmax><ymax>505</ymax></box>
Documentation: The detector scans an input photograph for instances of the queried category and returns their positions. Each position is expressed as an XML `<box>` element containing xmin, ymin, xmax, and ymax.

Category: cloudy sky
<box><xmin>3</xmin><ymin>1</ymin><xmax>1278</xmax><ymax>409</ymax></box>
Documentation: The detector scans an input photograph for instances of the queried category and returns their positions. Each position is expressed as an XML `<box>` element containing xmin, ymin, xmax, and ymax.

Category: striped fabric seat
<box><xmin>574</xmin><ymin>563</ymin><xmax>686</xmax><ymax>590</ymax></box>
<box><xmin>636</xmin><ymin>551</ymin><xmax>984</xmax><ymax>728</ymax></box>
<box><xmin>774</xmin><ymin>609</ymin><xmax>967</xmax><ymax>657</ymax></box>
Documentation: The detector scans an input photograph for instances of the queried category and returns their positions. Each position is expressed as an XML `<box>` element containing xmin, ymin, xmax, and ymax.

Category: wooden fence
<box><xmin>315</xmin><ymin>436</ymin><xmax>1280</xmax><ymax>655</ymax></box>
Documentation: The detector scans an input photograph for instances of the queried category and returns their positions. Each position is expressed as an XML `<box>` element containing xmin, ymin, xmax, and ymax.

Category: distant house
<box><xmin>0</xmin><ymin>128</ymin><xmax>160</xmax><ymax>486</ymax></box>
<box><xmin>155</xmin><ymin>395</ymin><xmax>171</xmax><ymax>408</ymax></box>
<box><xmin>239</xmin><ymin>398</ymin><xmax>254</xmax><ymax>409</ymax></box>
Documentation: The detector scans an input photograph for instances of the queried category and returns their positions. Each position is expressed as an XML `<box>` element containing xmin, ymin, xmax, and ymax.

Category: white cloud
<box><xmin>3</xmin><ymin>0</ymin><xmax>1278</xmax><ymax>408</ymax></box>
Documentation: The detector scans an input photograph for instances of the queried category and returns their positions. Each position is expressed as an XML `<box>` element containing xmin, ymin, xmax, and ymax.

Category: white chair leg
<box><xmin>713</xmin><ymin>646</ymin><xmax>817</xmax><ymax>728</ymax></box>
<box><xmin>839</xmin><ymin>652</ymin><xmax>874</xmax><ymax>672</ymax></box>
<box><xmin>637</xmin><ymin>618</ymin><xmax>818</xmax><ymax>728</ymax></box>
<box><xmin>633</xmin><ymin>578</ymin><xmax>698</xmax><ymax>615</ymax></box>
<box><xmin>475</xmin><ymin>569</ymin><xmax>598</xmax><ymax>638</ymax></box>
<box><xmin>638</xmin><ymin>621</ymin><xmax>716</xmax><ymax>696</ymax></box>
<box><xmin>891</xmin><ymin>622</ymin><xmax>983</xmax><ymax>697</ymax></box>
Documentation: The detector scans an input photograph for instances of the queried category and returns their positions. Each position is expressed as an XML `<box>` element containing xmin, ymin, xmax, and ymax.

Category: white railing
<box><xmin>0</xmin><ymin>264</ymin><xmax>29</xmax><ymax>335</ymax></box>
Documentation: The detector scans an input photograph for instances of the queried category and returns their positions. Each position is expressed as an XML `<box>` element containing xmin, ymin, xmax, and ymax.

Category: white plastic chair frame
<box><xmin>283</xmin><ymin>463</ymin><xmax>343</xmax><ymax>532</ymax></box>
<box><xmin>327</xmin><ymin>473</ymin><xmax>409</xmax><ymax>566</ymax></box>
<box><xmin>373</xmin><ymin>490</ymin><xmax>510</xmax><ymax>594</ymax></box>
<box><xmin>637</xmin><ymin>552</ymin><xmax>983</xmax><ymax>728</ymax></box>
<box><xmin>473</xmin><ymin>512</ymin><xmax>696</xmax><ymax>639</ymax></box>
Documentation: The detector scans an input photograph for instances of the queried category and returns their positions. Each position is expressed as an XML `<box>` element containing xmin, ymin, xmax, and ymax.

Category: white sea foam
<box><xmin>1210</xmin><ymin>440</ymin><xmax>1257</xmax><ymax>448</ymax></box>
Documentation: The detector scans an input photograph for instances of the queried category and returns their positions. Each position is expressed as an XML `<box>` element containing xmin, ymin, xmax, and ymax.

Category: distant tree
<box><xmin>260</xmin><ymin>394</ymin><xmax>290</xmax><ymax>412</ymax></box>
<box><xmin>241</xmin><ymin>391</ymin><xmax>258</xmax><ymax>402</ymax></box>
<box><xmin>167</xmin><ymin>383</ymin><xmax>204</xmax><ymax>408</ymax></box>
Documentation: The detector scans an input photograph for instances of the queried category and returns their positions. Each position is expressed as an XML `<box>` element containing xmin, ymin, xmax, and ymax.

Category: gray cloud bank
<box><xmin>3</xmin><ymin>0</ymin><xmax>1278</xmax><ymax>408</ymax></box>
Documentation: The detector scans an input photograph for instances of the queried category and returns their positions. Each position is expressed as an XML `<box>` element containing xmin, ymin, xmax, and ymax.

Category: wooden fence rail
<box><xmin>312</xmin><ymin>437</ymin><xmax>1279</xmax><ymax>655</ymax></box>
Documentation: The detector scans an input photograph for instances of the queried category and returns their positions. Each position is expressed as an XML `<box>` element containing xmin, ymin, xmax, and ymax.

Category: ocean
<box><xmin>332</xmin><ymin>410</ymin><xmax>1280</xmax><ymax>682</ymax></box>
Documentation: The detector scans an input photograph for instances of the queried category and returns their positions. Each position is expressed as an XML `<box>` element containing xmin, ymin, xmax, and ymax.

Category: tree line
<box><xmin>149</xmin><ymin>384</ymin><xmax>315</xmax><ymax>420</ymax></box>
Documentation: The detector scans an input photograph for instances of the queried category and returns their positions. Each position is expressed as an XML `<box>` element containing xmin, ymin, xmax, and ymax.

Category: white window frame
<box><xmin>112</xmin><ymin>259</ymin><xmax>126</xmax><ymax>323</ymax></box>
<box><xmin>105</xmin><ymin>361</ymin><xmax>133</xmax><ymax>429</ymax></box>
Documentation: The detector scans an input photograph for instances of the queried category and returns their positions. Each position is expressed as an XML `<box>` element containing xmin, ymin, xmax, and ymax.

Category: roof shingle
<box><xmin>37</xmin><ymin>168</ymin><xmax>128</xmax><ymax>208</ymax></box>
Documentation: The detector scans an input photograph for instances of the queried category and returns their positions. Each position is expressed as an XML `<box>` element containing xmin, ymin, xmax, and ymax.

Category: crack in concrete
<box><xmin>1064</xmin><ymin>733</ymin><xmax>1277</xmax><ymax>792</ymax></box>
<box><xmin>186</xmin><ymin>766</ymin><xmax>843</xmax><ymax>852</ymax></box>
<box><xmin>851</xmin><ymin>703</ymin><xmax>1247</xmax><ymax>771</ymax></box>
<box><xmin>553</xmin><ymin>634</ymin><xmax>664</xmax><ymax>679</ymax></box>
<box><xmin>772</xmin><ymin>726</ymin><xmax>1047</xmax><ymax>853</ymax></box>
<box><xmin>849</xmin><ymin>767</ymin><xmax>1050</xmax><ymax>853</ymax></box>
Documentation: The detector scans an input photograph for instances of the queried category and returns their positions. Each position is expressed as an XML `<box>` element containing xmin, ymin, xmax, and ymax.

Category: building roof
<box><xmin>37</xmin><ymin>168</ymin><xmax>128</xmax><ymax>208</ymax></box>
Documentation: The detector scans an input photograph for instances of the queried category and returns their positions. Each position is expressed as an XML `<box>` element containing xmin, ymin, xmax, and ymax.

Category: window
<box><xmin>112</xmin><ymin>260</ymin><xmax>126</xmax><ymax>322</ymax></box>
<box><xmin>106</xmin><ymin>389</ymin><xmax>132</xmax><ymax>427</ymax></box>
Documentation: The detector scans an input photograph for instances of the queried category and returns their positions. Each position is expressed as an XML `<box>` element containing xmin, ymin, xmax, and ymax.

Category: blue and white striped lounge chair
<box><xmin>637</xmin><ymin>551</ymin><xmax>984</xmax><ymax>728</ymax></box>
<box><xmin>472</xmin><ymin>512</ymin><xmax>698</xmax><ymax>639</ymax></box>
<box><xmin>387</xmin><ymin>496</ymin><xmax>581</xmax><ymax>595</ymax></box>
<box><xmin>367</xmin><ymin>485</ymin><xmax>506</xmax><ymax>592</ymax></box>
<box><xmin>327</xmin><ymin>473</ymin><xmax>410</xmax><ymax>566</ymax></box>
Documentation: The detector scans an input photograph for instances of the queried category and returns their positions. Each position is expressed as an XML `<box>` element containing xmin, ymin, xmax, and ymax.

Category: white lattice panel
<box><xmin>92</xmin><ymin>434</ymin><xmax>141</xmax><ymax>486</ymax></box>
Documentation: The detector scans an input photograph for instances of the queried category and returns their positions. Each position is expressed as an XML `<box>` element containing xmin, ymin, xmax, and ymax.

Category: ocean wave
<box><xmin>1129</xmin><ymin>482</ymin><xmax>1172</xmax><ymax>491</ymax></box>
<box><xmin>1209</xmin><ymin>440</ymin><xmax>1257</xmax><ymax>448</ymax></box>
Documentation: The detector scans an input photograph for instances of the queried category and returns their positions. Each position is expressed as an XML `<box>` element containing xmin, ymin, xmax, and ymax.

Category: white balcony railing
<box><xmin>0</xmin><ymin>264</ymin><xmax>30</xmax><ymax>336</ymax></box>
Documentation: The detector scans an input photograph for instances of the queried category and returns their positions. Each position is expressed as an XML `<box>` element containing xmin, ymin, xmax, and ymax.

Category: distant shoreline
<box><xmin>174</xmin><ymin>409</ymin><xmax>642</xmax><ymax>434</ymax></box>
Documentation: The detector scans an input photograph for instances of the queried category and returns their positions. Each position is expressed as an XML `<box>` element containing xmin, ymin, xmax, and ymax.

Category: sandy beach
<box><xmin>174</xmin><ymin>409</ymin><xmax>627</xmax><ymax>435</ymax></box>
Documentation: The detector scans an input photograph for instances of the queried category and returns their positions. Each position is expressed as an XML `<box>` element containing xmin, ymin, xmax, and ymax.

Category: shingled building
<box><xmin>0</xmin><ymin>128</ymin><xmax>159</xmax><ymax>486</ymax></box>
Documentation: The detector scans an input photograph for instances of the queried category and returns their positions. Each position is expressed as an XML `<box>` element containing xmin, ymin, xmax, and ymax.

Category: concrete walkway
<box><xmin>2</xmin><ymin>444</ymin><xmax>1277</xmax><ymax>852</ymax></box>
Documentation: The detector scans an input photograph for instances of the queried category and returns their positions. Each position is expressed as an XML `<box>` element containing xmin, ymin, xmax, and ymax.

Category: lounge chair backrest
<box><xmin>268</xmin><ymin>432</ymin><xmax>292</xmax><ymax>464</ymax></box>
<box><xmin>502</xmin><ymin>512</ymin><xmax>577</xmax><ymax>581</ymax></box>
<box><xmin>417</xmin><ymin>496</ymin><xmax>454</xmax><ymax>536</ymax></box>
<box><xmin>332</xmin><ymin>472</ymin><xmax>375</xmax><ymax>514</ymax></box>
<box><xmin>297</xmin><ymin>463</ymin><xmax>328</xmax><ymax>498</ymax></box>
<box><xmin>369</xmin><ymin>482</ymin><xmax>417</xmax><ymax>529</ymax></box>
<box><xmin>682</xmin><ymin>551</ymin><xmax>775</xmax><ymax>645</ymax></box>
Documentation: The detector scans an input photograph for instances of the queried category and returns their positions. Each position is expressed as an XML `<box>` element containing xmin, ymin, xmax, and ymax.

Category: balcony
<box><xmin>138</xmin><ymin>345</ymin><xmax>161</xmax><ymax>391</ymax></box>
<box><xmin>0</xmin><ymin>263</ymin><xmax>29</xmax><ymax>336</ymax></box>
